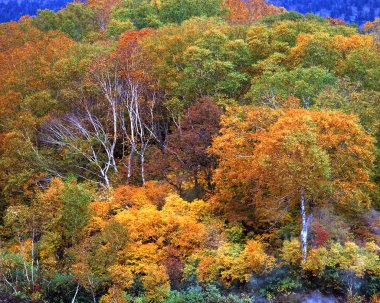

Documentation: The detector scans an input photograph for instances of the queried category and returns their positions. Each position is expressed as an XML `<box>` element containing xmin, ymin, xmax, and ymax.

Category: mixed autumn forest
<box><xmin>0</xmin><ymin>0</ymin><xmax>379</xmax><ymax>302</ymax></box>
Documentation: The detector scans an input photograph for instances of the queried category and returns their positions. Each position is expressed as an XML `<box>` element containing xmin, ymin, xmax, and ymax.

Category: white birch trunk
<box><xmin>71</xmin><ymin>283</ymin><xmax>80</xmax><ymax>303</ymax></box>
<box><xmin>300</xmin><ymin>189</ymin><xmax>313</xmax><ymax>260</ymax></box>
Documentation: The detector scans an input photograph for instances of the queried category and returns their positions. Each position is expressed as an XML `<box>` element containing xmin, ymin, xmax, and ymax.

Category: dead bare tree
<box><xmin>121</xmin><ymin>77</ymin><xmax>158</xmax><ymax>184</ymax></box>
<box><xmin>94</xmin><ymin>61</ymin><xmax>159</xmax><ymax>184</ymax></box>
<box><xmin>42</xmin><ymin>109</ymin><xmax>118</xmax><ymax>188</ymax></box>
<box><xmin>42</xmin><ymin>57</ymin><xmax>162</xmax><ymax>187</ymax></box>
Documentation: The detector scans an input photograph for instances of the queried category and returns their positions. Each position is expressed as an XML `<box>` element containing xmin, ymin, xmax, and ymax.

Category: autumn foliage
<box><xmin>0</xmin><ymin>1</ymin><xmax>379</xmax><ymax>302</ymax></box>
<box><xmin>224</xmin><ymin>0</ymin><xmax>285</xmax><ymax>24</ymax></box>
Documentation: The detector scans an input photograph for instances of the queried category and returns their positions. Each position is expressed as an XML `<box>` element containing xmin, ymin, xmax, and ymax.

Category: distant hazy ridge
<box><xmin>0</xmin><ymin>0</ymin><xmax>379</xmax><ymax>25</ymax></box>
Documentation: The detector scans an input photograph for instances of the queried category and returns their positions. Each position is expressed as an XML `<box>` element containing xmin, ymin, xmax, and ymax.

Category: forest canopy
<box><xmin>0</xmin><ymin>1</ymin><xmax>379</xmax><ymax>302</ymax></box>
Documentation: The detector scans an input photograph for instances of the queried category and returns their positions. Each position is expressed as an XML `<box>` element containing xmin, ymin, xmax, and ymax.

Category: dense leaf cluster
<box><xmin>0</xmin><ymin>1</ymin><xmax>379</xmax><ymax>302</ymax></box>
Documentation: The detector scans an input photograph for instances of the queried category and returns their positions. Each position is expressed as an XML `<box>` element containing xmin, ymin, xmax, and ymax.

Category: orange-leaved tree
<box><xmin>223</xmin><ymin>0</ymin><xmax>285</xmax><ymax>24</ymax></box>
<box><xmin>211</xmin><ymin>107</ymin><xmax>375</xmax><ymax>260</ymax></box>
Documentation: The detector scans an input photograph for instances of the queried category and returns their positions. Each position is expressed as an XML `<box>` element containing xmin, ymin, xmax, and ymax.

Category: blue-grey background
<box><xmin>0</xmin><ymin>0</ymin><xmax>76</xmax><ymax>23</ymax></box>
<box><xmin>0</xmin><ymin>0</ymin><xmax>379</xmax><ymax>25</ymax></box>
<box><xmin>270</xmin><ymin>0</ymin><xmax>379</xmax><ymax>26</ymax></box>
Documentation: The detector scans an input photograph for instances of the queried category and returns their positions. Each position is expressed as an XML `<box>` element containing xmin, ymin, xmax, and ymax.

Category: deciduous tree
<box><xmin>212</xmin><ymin>107</ymin><xmax>375</xmax><ymax>259</ymax></box>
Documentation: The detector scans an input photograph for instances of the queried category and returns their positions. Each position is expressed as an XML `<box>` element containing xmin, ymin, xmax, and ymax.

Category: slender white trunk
<box><xmin>141</xmin><ymin>153</ymin><xmax>145</xmax><ymax>185</ymax></box>
<box><xmin>300</xmin><ymin>189</ymin><xmax>313</xmax><ymax>260</ymax></box>
<box><xmin>87</xmin><ymin>275</ymin><xmax>96</xmax><ymax>303</ymax></box>
<box><xmin>31</xmin><ymin>229</ymin><xmax>35</xmax><ymax>290</ymax></box>
<box><xmin>127</xmin><ymin>149</ymin><xmax>134</xmax><ymax>180</ymax></box>
<box><xmin>18</xmin><ymin>236</ymin><xmax>30</xmax><ymax>284</ymax></box>
<box><xmin>71</xmin><ymin>283</ymin><xmax>80</xmax><ymax>303</ymax></box>
<box><xmin>103</xmin><ymin>172</ymin><xmax>110</xmax><ymax>189</ymax></box>
<box><xmin>2</xmin><ymin>275</ymin><xmax>17</xmax><ymax>293</ymax></box>
<box><xmin>110</xmin><ymin>96</ymin><xmax>118</xmax><ymax>173</ymax></box>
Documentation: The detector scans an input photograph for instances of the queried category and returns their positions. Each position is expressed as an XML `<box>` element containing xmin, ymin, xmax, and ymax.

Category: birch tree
<box><xmin>211</xmin><ymin>107</ymin><xmax>374</xmax><ymax>260</ymax></box>
<box><xmin>43</xmin><ymin>36</ymin><xmax>161</xmax><ymax>186</ymax></box>
<box><xmin>42</xmin><ymin>108</ymin><xmax>118</xmax><ymax>188</ymax></box>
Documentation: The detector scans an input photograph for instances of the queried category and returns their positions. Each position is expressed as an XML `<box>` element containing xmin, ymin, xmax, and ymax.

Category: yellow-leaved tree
<box><xmin>211</xmin><ymin>107</ymin><xmax>375</xmax><ymax>260</ymax></box>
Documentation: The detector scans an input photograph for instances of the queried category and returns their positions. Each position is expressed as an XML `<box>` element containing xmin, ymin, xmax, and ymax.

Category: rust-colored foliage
<box><xmin>87</xmin><ymin>0</ymin><xmax>122</xmax><ymax>25</ymax></box>
<box><xmin>115</xmin><ymin>28</ymin><xmax>153</xmax><ymax>81</ymax></box>
<box><xmin>223</xmin><ymin>0</ymin><xmax>285</xmax><ymax>24</ymax></box>
<box><xmin>312</xmin><ymin>222</ymin><xmax>330</xmax><ymax>247</ymax></box>
<box><xmin>146</xmin><ymin>97</ymin><xmax>222</xmax><ymax>197</ymax></box>
<box><xmin>211</xmin><ymin>107</ymin><xmax>374</xmax><ymax>227</ymax></box>
<box><xmin>0</xmin><ymin>31</ymin><xmax>75</xmax><ymax>97</ymax></box>
<box><xmin>326</xmin><ymin>16</ymin><xmax>346</xmax><ymax>26</ymax></box>
<box><xmin>364</xmin><ymin>18</ymin><xmax>380</xmax><ymax>39</ymax></box>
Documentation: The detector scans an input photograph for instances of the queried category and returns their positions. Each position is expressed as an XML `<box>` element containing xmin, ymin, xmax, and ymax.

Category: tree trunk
<box><xmin>31</xmin><ymin>229</ymin><xmax>35</xmax><ymax>290</ymax></box>
<box><xmin>141</xmin><ymin>151</ymin><xmax>145</xmax><ymax>185</ymax></box>
<box><xmin>300</xmin><ymin>189</ymin><xmax>313</xmax><ymax>260</ymax></box>
<box><xmin>87</xmin><ymin>275</ymin><xmax>96</xmax><ymax>303</ymax></box>
<box><xmin>71</xmin><ymin>283</ymin><xmax>80</xmax><ymax>303</ymax></box>
<box><xmin>102</xmin><ymin>171</ymin><xmax>110</xmax><ymax>189</ymax></box>
<box><xmin>127</xmin><ymin>149</ymin><xmax>134</xmax><ymax>181</ymax></box>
